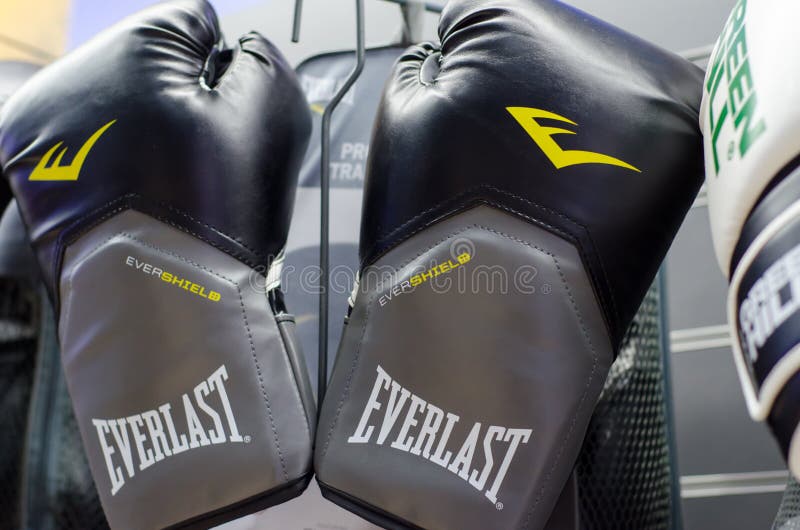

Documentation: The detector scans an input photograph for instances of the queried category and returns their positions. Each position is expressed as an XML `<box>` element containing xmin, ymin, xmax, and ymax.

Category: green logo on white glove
<box><xmin>705</xmin><ymin>0</ymin><xmax>766</xmax><ymax>175</ymax></box>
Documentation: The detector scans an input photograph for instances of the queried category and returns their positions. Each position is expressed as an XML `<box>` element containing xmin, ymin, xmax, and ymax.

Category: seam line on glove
<box><xmin>56</xmin><ymin>195</ymin><xmax>274</xmax><ymax>292</ymax></box>
<box><xmin>320</xmin><ymin>220</ymin><xmax>599</xmax><ymax>516</ymax></box>
<box><xmin>360</xmin><ymin>183</ymin><xmax>618</xmax><ymax>340</ymax></box>
<box><xmin>60</xmin><ymin>230</ymin><xmax>289</xmax><ymax>482</ymax></box>
<box><xmin>520</xmin><ymin>244</ymin><xmax>598</xmax><ymax>529</ymax></box>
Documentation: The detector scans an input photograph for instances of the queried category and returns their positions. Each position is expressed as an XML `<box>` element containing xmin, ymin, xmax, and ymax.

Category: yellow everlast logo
<box><xmin>29</xmin><ymin>120</ymin><xmax>116</xmax><ymax>181</ymax></box>
<box><xmin>506</xmin><ymin>107</ymin><xmax>640</xmax><ymax>173</ymax></box>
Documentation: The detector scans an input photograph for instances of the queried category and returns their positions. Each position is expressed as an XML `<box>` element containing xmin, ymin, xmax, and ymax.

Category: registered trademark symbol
<box><xmin>244</xmin><ymin>435</ymin><xmax>252</xmax><ymax>444</ymax></box>
<box><xmin>727</xmin><ymin>141</ymin><xmax>735</xmax><ymax>161</ymax></box>
<box><xmin>541</xmin><ymin>283</ymin><xmax>552</xmax><ymax>295</ymax></box>
<box><xmin>496</xmin><ymin>501</ymin><xmax>504</xmax><ymax>511</ymax></box>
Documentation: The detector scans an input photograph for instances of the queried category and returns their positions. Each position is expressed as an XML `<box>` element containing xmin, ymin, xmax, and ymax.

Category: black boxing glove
<box><xmin>0</xmin><ymin>1</ymin><xmax>315</xmax><ymax>529</ymax></box>
<box><xmin>314</xmin><ymin>0</ymin><xmax>704</xmax><ymax>528</ymax></box>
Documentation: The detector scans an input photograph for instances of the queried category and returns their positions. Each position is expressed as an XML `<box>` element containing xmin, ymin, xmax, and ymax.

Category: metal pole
<box><xmin>291</xmin><ymin>0</ymin><xmax>303</xmax><ymax>42</ymax></box>
<box><xmin>317</xmin><ymin>0</ymin><xmax>366</xmax><ymax>406</ymax></box>
<box><xmin>658</xmin><ymin>266</ymin><xmax>684</xmax><ymax>529</ymax></box>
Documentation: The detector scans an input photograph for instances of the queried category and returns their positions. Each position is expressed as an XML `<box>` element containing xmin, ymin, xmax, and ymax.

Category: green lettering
<box><xmin>706</xmin><ymin>0</ymin><xmax>746</xmax><ymax>91</ymax></box>
<box><xmin>706</xmin><ymin>0</ymin><xmax>764</xmax><ymax>170</ymax></box>
<box><xmin>725</xmin><ymin>27</ymin><xmax>749</xmax><ymax>116</ymax></box>
<box><xmin>729</xmin><ymin>54</ymin><xmax>755</xmax><ymax>120</ymax></box>
<box><xmin>710</xmin><ymin>103</ymin><xmax>729</xmax><ymax>174</ymax></box>
<box><xmin>705</xmin><ymin>43</ymin><xmax>726</xmax><ymax>93</ymax></box>
<box><xmin>728</xmin><ymin>0</ymin><xmax>747</xmax><ymax>37</ymax></box>
<box><xmin>734</xmin><ymin>91</ymin><xmax>766</xmax><ymax>158</ymax></box>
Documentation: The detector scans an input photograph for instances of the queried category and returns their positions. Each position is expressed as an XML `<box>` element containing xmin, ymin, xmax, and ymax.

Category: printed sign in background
<box><xmin>284</xmin><ymin>46</ymin><xmax>406</xmax><ymax>379</ymax></box>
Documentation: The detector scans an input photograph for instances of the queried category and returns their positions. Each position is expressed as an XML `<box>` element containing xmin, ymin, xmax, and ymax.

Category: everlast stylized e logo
<box><xmin>705</xmin><ymin>0</ymin><xmax>765</xmax><ymax>174</ymax></box>
<box><xmin>506</xmin><ymin>107</ymin><xmax>640</xmax><ymax>172</ymax></box>
<box><xmin>29</xmin><ymin>120</ymin><xmax>115</xmax><ymax>181</ymax></box>
<box><xmin>92</xmin><ymin>365</ymin><xmax>245</xmax><ymax>496</ymax></box>
<box><xmin>348</xmin><ymin>366</ymin><xmax>532</xmax><ymax>507</ymax></box>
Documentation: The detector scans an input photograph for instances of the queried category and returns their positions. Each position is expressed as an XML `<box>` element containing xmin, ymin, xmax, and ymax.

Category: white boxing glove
<box><xmin>701</xmin><ymin>0</ymin><xmax>800</xmax><ymax>478</ymax></box>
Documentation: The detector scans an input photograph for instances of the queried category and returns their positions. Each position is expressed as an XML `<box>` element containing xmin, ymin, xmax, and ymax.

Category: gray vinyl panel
<box><xmin>58</xmin><ymin>210</ymin><xmax>313</xmax><ymax>530</ymax></box>
<box><xmin>682</xmin><ymin>492</ymin><xmax>782</xmax><ymax>530</ymax></box>
<box><xmin>316</xmin><ymin>205</ymin><xmax>614</xmax><ymax>530</ymax></box>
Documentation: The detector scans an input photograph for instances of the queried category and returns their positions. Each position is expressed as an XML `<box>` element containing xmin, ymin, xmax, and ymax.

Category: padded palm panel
<box><xmin>58</xmin><ymin>209</ymin><xmax>313</xmax><ymax>530</ymax></box>
<box><xmin>316</xmin><ymin>205</ymin><xmax>616</xmax><ymax>529</ymax></box>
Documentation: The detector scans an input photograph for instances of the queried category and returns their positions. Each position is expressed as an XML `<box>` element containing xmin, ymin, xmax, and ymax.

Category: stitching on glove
<box><xmin>519</xmin><ymin>239</ymin><xmax>598</xmax><ymax>529</ymax></box>
<box><xmin>159</xmin><ymin>201</ymin><xmax>267</xmax><ymax>263</ymax></box>
<box><xmin>60</xmin><ymin>230</ymin><xmax>290</xmax><ymax>482</ymax></box>
<box><xmin>360</xmin><ymin>183</ymin><xmax>619</xmax><ymax>340</ymax></box>
<box><xmin>320</xmin><ymin>221</ymin><xmax>600</xmax><ymax>516</ymax></box>
<box><xmin>320</xmin><ymin>225</ymin><xmax>486</xmax><ymax>458</ymax></box>
<box><xmin>56</xmin><ymin>194</ymin><xmax>272</xmax><ymax>286</ymax></box>
<box><xmin>274</xmin><ymin>317</ymin><xmax>313</xmax><ymax>442</ymax></box>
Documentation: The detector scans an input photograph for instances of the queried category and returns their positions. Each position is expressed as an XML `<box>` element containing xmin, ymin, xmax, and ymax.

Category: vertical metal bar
<box><xmin>658</xmin><ymin>266</ymin><xmax>684</xmax><ymax>529</ymax></box>
<box><xmin>291</xmin><ymin>0</ymin><xmax>303</xmax><ymax>43</ymax></box>
<box><xmin>663</xmin><ymin>46</ymin><xmax>709</xmax><ymax>530</ymax></box>
<box><xmin>318</xmin><ymin>0</ymin><xmax>366</xmax><ymax>406</ymax></box>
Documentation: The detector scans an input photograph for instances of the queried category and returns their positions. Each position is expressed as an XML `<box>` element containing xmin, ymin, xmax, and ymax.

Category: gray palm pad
<box><xmin>58</xmin><ymin>210</ymin><xmax>314</xmax><ymax>530</ymax></box>
<box><xmin>315</xmin><ymin>206</ymin><xmax>614</xmax><ymax>529</ymax></box>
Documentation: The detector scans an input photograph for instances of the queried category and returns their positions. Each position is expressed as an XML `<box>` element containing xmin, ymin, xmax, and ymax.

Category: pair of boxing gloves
<box><xmin>0</xmin><ymin>0</ymin><xmax>792</xmax><ymax>528</ymax></box>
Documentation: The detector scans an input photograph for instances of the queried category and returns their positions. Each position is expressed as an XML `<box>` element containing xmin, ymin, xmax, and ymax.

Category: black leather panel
<box><xmin>0</xmin><ymin>0</ymin><xmax>310</xmax><ymax>300</ymax></box>
<box><xmin>359</xmin><ymin>0</ymin><xmax>704</xmax><ymax>347</ymax></box>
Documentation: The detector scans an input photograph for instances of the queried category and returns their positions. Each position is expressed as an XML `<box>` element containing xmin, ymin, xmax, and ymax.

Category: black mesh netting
<box><xmin>576</xmin><ymin>282</ymin><xmax>674</xmax><ymax>530</ymax></box>
<box><xmin>774</xmin><ymin>477</ymin><xmax>800</xmax><ymax>530</ymax></box>
<box><xmin>0</xmin><ymin>279</ymin><xmax>38</xmax><ymax>530</ymax></box>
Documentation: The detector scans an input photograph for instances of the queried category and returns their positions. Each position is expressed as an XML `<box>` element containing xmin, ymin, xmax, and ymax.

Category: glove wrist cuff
<box><xmin>729</xmin><ymin>197</ymin><xmax>800</xmax><ymax>421</ymax></box>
